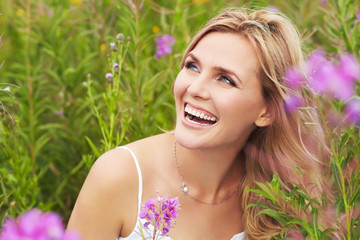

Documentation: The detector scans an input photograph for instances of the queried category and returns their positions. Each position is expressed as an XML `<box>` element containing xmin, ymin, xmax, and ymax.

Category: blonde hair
<box><xmin>180</xmin><ymin>9</ymin><xmax>330</xmax><ymax>239</ymax></box>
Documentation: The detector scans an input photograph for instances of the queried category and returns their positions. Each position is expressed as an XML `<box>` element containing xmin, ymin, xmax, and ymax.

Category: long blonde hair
<box><xmin>180</xmin><ymin>9</ymin><xmax>330</xmax><ymax>239</ymax></box>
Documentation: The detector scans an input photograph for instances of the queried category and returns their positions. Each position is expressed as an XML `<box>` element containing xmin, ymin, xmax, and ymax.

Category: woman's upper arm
<box><xmin>67</xmin><ymin>148</ymin><xmax>138</xmax><ymax>240</ymax></box>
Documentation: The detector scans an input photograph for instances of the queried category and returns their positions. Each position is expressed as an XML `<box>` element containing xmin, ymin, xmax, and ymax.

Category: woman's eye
<box><xmin>185</xmin><ymin>62</ymin><xmax>199</xmax><ymax>72</ymax></box>
<box><xmin>218</xmin><ymin>74</ymin><xmax>236</xmax><ymax>87</ymax></box>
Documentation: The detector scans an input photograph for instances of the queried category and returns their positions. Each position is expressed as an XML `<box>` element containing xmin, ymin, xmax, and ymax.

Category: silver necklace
<box><xmin>173</xmin><ymin>142</ymin><xmax>240</xmax><ymax>205</ymax></box>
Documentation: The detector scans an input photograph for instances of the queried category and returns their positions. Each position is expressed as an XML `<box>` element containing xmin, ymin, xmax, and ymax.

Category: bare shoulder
<box><xmin>67</xmin><ymin>147</ymin><xmax>140</xmax><ymax>240</ymax></box>
<box><xmin>127</xmin><ymin>132</ymin><xmax>174</xmax><ymax>157</ymax></box>
<box><xmin>126</xmin><ymin>132</ymin><xmax>174</xmax><ymax>171</ymax></box>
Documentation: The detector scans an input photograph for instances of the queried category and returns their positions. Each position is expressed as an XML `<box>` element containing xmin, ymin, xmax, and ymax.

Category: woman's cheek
<box><xmin>173</xmin><ymin>71</ymin><xmax>187</xmax><ymax>100</ymax></box>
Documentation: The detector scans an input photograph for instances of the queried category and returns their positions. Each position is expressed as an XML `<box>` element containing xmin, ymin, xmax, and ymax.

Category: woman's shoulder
<box><xmin>125</xmin><ymin>132</ymin><xmax>174</xmax><ymax>150</ymax></box>
<box><xmin>89</xmin><ymin>132</ymin><xmax>173</xmax><ymax>185</ymax></box>
<box><xmin>126</xmin><ymin>132</ymin><xmax>174</xmax><ymax>165</ymax></box>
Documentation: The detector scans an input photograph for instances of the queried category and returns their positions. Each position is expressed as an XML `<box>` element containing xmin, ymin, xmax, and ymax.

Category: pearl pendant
<box><xmin>181</xmin><ymin>183</ymin><xmax>188</xmax><ymax>196</ymax></box>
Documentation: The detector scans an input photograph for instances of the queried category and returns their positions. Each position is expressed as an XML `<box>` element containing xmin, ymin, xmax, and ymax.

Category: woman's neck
<box><xmin>174</xmin><ymin>141</ymin><xmax>243</xmax><ymax>203</ymax></box>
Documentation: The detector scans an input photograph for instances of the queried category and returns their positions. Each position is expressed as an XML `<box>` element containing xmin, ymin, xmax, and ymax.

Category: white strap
<box><xmin>116</xmin><ymin>146</ymin><xmax>143</xmax><ymax>216</ymax></box>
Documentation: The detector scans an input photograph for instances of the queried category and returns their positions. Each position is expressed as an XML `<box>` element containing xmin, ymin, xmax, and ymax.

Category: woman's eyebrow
<box><xmin>187</xmin><ymin>53</ymin><xmax>200</xmax><ymax>63</ymax></box>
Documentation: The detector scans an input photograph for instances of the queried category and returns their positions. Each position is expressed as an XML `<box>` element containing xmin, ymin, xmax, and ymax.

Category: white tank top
<box><xmin>117</xmin><ymin>146</ymin><xmax>245</xmax><ymax>240</ymax></box>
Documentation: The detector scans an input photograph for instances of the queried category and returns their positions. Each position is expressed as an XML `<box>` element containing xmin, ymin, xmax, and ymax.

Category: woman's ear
<box><xmin>255</xmin><ymin>105</ymin><xmax>272</xmax><ymax>127</ymax></box>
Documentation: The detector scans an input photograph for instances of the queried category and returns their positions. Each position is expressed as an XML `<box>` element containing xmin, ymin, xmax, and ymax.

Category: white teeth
<box><xmin>184</xmin><ymin>104</ymin><xmax>217</xmax><ymax>122</ymax></box>
<box><xmin>186</xmin><ymin>115</ymin><xmax>212</xmax><ymax>125</ymax></box>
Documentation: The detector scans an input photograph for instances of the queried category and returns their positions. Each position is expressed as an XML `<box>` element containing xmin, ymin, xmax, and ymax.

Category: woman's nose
<box><xmin>187</xmin><ymin>74</ymin><xmax>211</xmax><ymax>100</ymax></box>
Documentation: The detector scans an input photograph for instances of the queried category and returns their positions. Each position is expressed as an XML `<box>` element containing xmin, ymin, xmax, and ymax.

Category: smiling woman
<box><xmin>67</xmin><ymin>8</ymin><xmax>329</xmax><ymax>240</ymax></box>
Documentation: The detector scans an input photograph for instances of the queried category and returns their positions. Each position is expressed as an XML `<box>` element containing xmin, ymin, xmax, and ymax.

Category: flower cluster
<box><xmin>155</xmin><ymin>35</ymin><xmax>176</xmax><ymax>59</ymax></box>
<box><xmin>284</xmin><ymin>50</ymin><xmax>360</xmax><ymax>125</ymax></box>
<box><xmin>0</xmin><ymin>209</ymin><xmax>81</xmax><ymax>240</ymax></box>
<box><xmin>138</xmin><ymin>195</ymin><xmax>180</xmax><ymax>238</ymax></box>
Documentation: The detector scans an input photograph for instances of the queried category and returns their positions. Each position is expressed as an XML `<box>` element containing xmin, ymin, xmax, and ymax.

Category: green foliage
<box><xmin>0</xmin><ymin>1</ymin><xmax>359</xmax><ymax>240</ymax></box>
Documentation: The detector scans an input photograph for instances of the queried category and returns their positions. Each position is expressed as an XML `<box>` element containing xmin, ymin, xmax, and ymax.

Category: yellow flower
<box><xmin>70</xmin><ymin>0</ymin><xmax>82</xmax><ymax>5</ymax></box>
<box><xmin>192</xmin><ymin>0</ymin><xmax>209</xmax><ymax>4</ymax></box>
<box><xmin>152</xmin><ymin>25</ymin><xmax>160</xmax><ymax>34</ymax></box>
<box><xmin>16</xmin><ymin>9</ymin><xmax>24</xmax><ymax>16</ymax></box>
<box><xmin>100</xmin><ymin>43</ymin><xmax>106</xmax><ymax>51</ymax></box>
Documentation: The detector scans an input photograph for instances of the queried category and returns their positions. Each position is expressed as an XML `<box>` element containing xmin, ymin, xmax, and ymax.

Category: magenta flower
<box><xmin>116</xmin><ymin>33</ymin><xmax>124</xmax><ymax>40</ymax></box>
<box><xmin>109</xmin><ymin>42</ymin><xmax>116</xmax><ymax>50</ymax></box>
<box><xmin>285</xmin><ymin>67</ymin><xmax>305</xmax><ymax>89</ymax></box>
<box><xmin>0</xmin><ymin>209</ymin><xmax>82</xmax><ymax>240</ymax></box>
<box><xmin>338</xmin><ymin>53</ymin><xmax>360</xmax><ymax>82</ymax></box>
<box><xmin>321</xmin><ymin>0</ymin><xmax>326</xmax><ymax>5</ymax></box>
<box><xmin>266</xmin><ymin>5</ymin><xmax>279</xmax><ymax>13</ymax></box>
<box><xmin>345</xmin><ymin>98</ymin><xmax>360</xmax><ymax>126</ymax></box>
<box><xmin>306</xmin><ymin>51</ymin><xmax>360</xmax><ymax>101</ymax></box>
<box><xmin>155</xmin><ymin>34</ymin><xmax>176</xmax><ymax>59</ymax></box>
<box><xmin>113</xmin><ymin>63</ymin><xmax>120</xmax><ymax>73</ymax></box>
<box><xmin>105</xmin><ymin>73</ymin><xmax>113</xmax><ymax>81</ymax></box>
<box><xmin>138</xmin><ymin>195</ymin><xmax>180</xmax><ymax>238</ymax></box>
<box><xmin>284</xmin><ymin>94</ymin><xmax>301</xmax><ymax>113</ymax></box>
<box><xmin>356</xmin><ymin>12</ymin><xmax>360</xmax><ymax>22</ymax></box>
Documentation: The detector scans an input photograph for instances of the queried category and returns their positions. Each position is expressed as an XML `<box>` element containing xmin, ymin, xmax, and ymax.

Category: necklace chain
<box><xmin>173</xmin><ymin>141</ymin><xmax>239</xmax><ymax>205</ymax></box>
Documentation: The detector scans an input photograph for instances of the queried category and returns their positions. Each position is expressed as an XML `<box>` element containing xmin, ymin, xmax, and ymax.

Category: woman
<box><xmin>67</xmin><ymin>8</ymin><xmax>328</xmax><ymax>240</ymax></box>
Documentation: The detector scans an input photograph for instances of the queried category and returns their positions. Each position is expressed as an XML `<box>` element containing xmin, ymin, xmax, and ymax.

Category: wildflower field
<box><xmin>0</xmin><ymin>0</ymin><xmax>359</xmax><ymax>239</ymax></box>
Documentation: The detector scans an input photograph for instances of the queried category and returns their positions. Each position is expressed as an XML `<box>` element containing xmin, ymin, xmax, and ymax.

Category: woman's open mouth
<box><xmin>184</xmin><ymin>104</ymin><xmax>218</xmax><ymax>126</ymax></box>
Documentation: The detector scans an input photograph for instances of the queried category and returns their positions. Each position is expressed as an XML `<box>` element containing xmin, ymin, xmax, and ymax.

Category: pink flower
<box><xmin>285</xmin><ymin>67</ymin><xmax>305</xmax><ymax>89</ymax></box>
<box><xmin>0</xmin><ymin>209</ymin><xmax>82</xmax><ymax>240</ymax></box>
<box><xmin>345</xmin><ymin>98</ymin><xmax>360</xmax><ymax>126</ymax></box>
<box><xmin>306</xmin><ymin>51</ymin><xmax>360</xmax><ymax>101</ymax></box>
<box><xmin>105</xmin><ymin>73</ymin><xmax>113</xmax><ymax>81</ymax></box>
<box><xmin>284</xmin><ymin>94</ymin><xmax>301</xmax><ymax>113</ymax></box>
<box><xmin>155</xmin><ymin>34</ymin><xmax>176</xmax><ymax>59</ymax></box>
<box><xmin>266</xmin><ymin>5</ymin><xmax>279</xmax><ymax>12</ymax></box>
<box><xmin>338</xmin><ymin>53</ymin><xmax>360</xmax><ymax>82</ymax></box>
<box><xmin>321</xmin><ymin>0</ymin><xmax>326</xmax><ymax>5</ymax></box>
<box><xmin>138</xmin><ymin>195</ymin><xmax>180</xmax><ymax>237</ymax></box>
<box><xmin>357</xmin><ymin>12</ymin><xmax>360</xmax><ymax>22</ymax></box>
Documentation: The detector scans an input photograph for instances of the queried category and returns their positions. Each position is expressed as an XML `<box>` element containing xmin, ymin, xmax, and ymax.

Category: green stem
<box><xmin>25</xmin><ymin>0</ymin><xmax>35</xmax><ymax>172</ymax></box>
<box><xmin>316</xmin><ymin>96</ymin><xmax>351</xmax><ymax>239</ymax></box>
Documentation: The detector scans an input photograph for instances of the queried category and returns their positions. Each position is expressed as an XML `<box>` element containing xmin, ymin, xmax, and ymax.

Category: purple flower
<box><xmin>105</xmin><ymin>73</ymin><xmax>113</xmax><ymax>81</ymax></box>
<box><xmin>0</xmin><ymin>209</ymin><xmax>82</xmax><ymax>240</ymax></box>
<box><xmin>306</xmin><ymin>51</ymin><xmax>360</xmax><ymax>101</ymax></box>
<box><xmin>321</xmin><ymin>0</ymin><xmax>326</xmax><ymax>5</ymax></box>
<box><xmin>345</xmin><ymin>98</ymin><xmax>360</xmax><ymax>125</ymax></box>
<box><xmin>338</xmin><ymin>53</ymin><xmax>360</xmax><ymax>82</ymax></box>
<box><xmin>285</xmin><ymin>67</ymin><xmax>304</xmax><ymax>89</ymax></box>
<box><xmin>284</xmin><ymin>94</ymin><xmax>301</xmax><ymax>113</ymax></box>
<box><xmin>116</xmin><ymin>33</ymin><xmax>124</xmax><ymax>40</ymax></box>
<box><xmin>109</xmin><ymin>42</ymin><xmax>116</xmax><ymax>50</ymax></box>
<box><xmin>356</xmin><ymin>12</ymin><xmax>360</xmax><ymax>22</ymax></box>
<box><xmin>138</xmin><ymin>195</ymin><xmax>180</xmax><ymax>237</ymax></box>
<box><xmin>266</xmin><ymin>5</ymin><xmax>279</xmax><ymax>13</ymax></box>
<box><xmin>55</xmin><ymin>110</ymin><xmax>64</xmax><ymax>117</ymax></box>
<box><xmin>113</xmin><ymin>63</ymin><xmax>120</xmax><ymax>73</ymax></box>
<box><xmin>155</xmin><ymin>34</ymin><xmax>176</xmax><ymax>59</ymax></box>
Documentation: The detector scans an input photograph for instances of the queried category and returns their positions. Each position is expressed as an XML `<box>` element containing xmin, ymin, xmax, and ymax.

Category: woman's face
<box><xmin>174</xmin><ymin>32</ymin><xmax>270</xmax><ymax>151</ymax></box>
